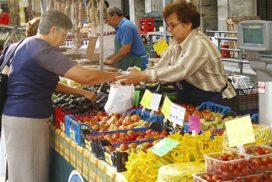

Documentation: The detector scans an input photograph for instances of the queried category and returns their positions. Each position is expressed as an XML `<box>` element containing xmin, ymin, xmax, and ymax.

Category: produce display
<box><xmin>49</xmin><ymin>78</ymin><xmax>269</xmax><ymax>182</ymax></box>
<box><xmin>166</xmin><ymin>103</ymin><xmax>235</xmax><ymax>136</ymax></box>
<box><xmin>77</xmin><ymin>113</ymin><xmax>150</xmax><ymax>132</ymax></box>
<box><xmin>113</xmin><ymin>140</ymin><xmax>156</xmax><ymax>153</ymax></box>
<box><xmin>52</xmin><ymin>93</ymin><xmax>106</xmax><ymax>113</ymax></box>
<box><xmin>86</xmin><ymin>129</ymin><xmax>168</xmax><ymax>145</ymax></box>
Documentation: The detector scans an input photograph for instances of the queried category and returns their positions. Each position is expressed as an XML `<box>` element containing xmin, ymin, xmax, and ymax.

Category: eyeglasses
<box><xmin>167</xmin><ymin>22</ymin><xmax>182</xmax><ymax>30</ymax></box>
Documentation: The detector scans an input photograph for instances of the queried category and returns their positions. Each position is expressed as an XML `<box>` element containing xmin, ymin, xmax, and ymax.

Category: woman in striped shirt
<box><xmin>117</xmin><ymin>1</ymin><xmax>236</xmax><ymax>106</ymax></box>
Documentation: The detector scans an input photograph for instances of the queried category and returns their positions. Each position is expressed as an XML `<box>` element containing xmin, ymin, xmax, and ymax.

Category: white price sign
<box><xmin>140</xmin><ymin>90</ymin><xmax>162</xmax><ymax>111</ymax></box>
<box><xmin>169</xmin><ymin>103</ymin><xmax>186</xmax><ymax>126</ymax></box>
<box><xmin>161</xmin><ymin>96</ymin><xmax>185</xmax><ymax>126</ymax></box>
<box><xmin>149</xmin><ymin>93</ymin><xmax>162</xmax><ymax>111</ymax></box>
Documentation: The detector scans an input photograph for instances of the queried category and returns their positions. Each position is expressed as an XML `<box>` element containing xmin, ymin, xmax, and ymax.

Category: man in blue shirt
<box><xmin>105</xmin><ymin>6</ymin><xmax>148</xmax><ymax>71</ymax></box>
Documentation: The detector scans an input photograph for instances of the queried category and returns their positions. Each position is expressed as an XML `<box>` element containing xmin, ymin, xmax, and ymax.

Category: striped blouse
<box><xmin>146</xmin><ymin>29</ymin><xmax>236</xmax><ymax>99</ymax></box>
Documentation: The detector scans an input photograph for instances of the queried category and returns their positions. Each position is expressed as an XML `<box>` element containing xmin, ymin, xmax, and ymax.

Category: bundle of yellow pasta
<box><xmin>157</xmin><ymin>162</ymin><xmax>205</xmax><ymax>182</ymax></box>
<box><xmin>125</xmin><ymin>151</ymin><xmax>170</xmax><ymax>182</ymax></box>
<box><xmin>125</xmin><ymin>131</ymin><xmax>223</xmax><ymax>181</ymax></box>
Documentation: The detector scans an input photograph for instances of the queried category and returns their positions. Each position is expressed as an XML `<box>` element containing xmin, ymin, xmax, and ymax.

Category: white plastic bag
<box><xmin>104</xmin><ymin>84</ymin><xmax>134</xmax><ymax>114</ymax></box>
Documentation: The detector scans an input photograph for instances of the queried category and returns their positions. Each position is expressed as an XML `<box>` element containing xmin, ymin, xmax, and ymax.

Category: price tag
<box><xmin>149</xmin><ymin>93</ymin><xmax>162</xmax><ymax>111</ymax></box>
<box><xmin>151</xmin><ymin>138</ymin><xmax>180</xmax><ymax>157</ymax></box>
<box><xmin>140</xmin><ymin>90</ymin><xmax>162</xmax><ymax>111</ymax></box>
<box><xmin>188</xmin><ymin>116</ymin><xmax>201</xmax><ymax>133</ymax></box>
<box><xmin>169</xmin><ymin>104</ymin><xmax>186</xmax><ymax>126</ymax></box>
<box><xmin>153</xmin><ymin>39</ymin><xmax>169</xmax><ymax>55</ymax></box>
<box><xmin>161</xmin><ymin>96</ymin><xmax>171</xmax><ymax>118</ymax></box>
<box><xmin>140</xmin><ymin>90</ymin><xmax>152</xmax><ymax>108</ymax></box>
<box><xmin>225</xmin><ymin>115</ymin><xmax>255</xmax><ymax>147</ymax></box>
<box><xmin>161</xmin><ymin>96</ymin><xmax>185</xmax><ymax>126</ymax></box>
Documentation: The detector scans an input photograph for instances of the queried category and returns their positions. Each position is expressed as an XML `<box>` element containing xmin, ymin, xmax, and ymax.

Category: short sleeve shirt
<box><xmin>115</xmin><ymin>18</ymin><xmax>147</xmax><ymax>57</ymax></box>
<box><xmin>3</xmin><ymin>37</ymin><xmax>76</xmax><ymax>118</ymax></box>
<box><xmin>89</xmin><ymin>24</ymin><xmax>116</xmax><ymax>58</ymax></box>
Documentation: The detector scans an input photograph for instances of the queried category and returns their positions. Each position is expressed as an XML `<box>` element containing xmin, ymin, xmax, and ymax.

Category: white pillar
<box><xmin>129</xmin><ymin>0</ymin><xmax>136</xmax><ymax>24</ymax></box>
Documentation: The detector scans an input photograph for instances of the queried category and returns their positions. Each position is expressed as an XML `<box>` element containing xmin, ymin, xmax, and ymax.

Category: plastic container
<box><xmin>193</xmin><ymin>172</ymin><xmax>234</xmax><ymax>182</ymax></box>
<box><xmin>243</xmin><ymin>145</ymin><xmax>272</xmax><ymax>173</ymax></box>
<box><xmin>65</xmin><ymin>115</ymin><xmax>91</xmax><ymax>145</ymax></box>
<box><xmin>234</xmin><ymin>173</ymin><xmax>264</xmax><ymax>182</ymax></box>
<box><xmin>263</xmin><ymin>170</ymin><xmax>272</xmax><ymax>181</ymax></box>
<box><xmin>197</xmin><ymin>102</ymin><xmax>231</xmax><ymax>114</ymax></box>
<box><xmin>204</xmin><ymin>152</ymin><xmax>249</xmax><ymax>180</ymax></box>
<box><xmin>129</xmin><ymin>108</ymin><xmax>164</xmax><ymax>123</ymax></box>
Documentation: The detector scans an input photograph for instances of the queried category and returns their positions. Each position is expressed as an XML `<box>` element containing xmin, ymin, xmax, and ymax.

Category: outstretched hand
<box><xmin>82</xmin><ymin>90</ymin><xmax>97</xmax><ymax>102</ymax></box>
<box><xmin>116</xmin><ymin>67</ymin><xmax>146</xmax><ymax>85</ymax></box>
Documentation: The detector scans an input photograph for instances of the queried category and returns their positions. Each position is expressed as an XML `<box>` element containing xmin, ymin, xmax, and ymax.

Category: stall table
<box><xmin>49</xmin><ymin>124</ymin><xmax>127</xmax><ymax>182</ymax></box>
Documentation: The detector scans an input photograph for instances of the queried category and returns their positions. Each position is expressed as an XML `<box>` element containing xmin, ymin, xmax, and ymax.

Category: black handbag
<box><xmin>0</xmin><ymin>39</ymin><xmax>25</xmax><ymax>114</ymax></box>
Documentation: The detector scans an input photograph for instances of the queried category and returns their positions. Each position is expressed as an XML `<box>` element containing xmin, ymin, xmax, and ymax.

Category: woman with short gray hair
<box><xmin>1</xmin><ymin>10</ymin><xmax>117</xmax><ymax>182</ymax></box>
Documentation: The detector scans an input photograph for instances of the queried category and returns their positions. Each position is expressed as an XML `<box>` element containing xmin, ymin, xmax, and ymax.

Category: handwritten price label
<box><xmin>161</xmin><ymin>96</ymin><xmax>185</xmax><ymax>126</ymax></box>
<box><xmin>225</xmin><ymin>115</ymin><xmax>255</xmax><ymax>147</ymax></box>
<box><xmin>140</xmin><ymin>90</ymin><xmax>162</xmax><ymax>111</ymax></box>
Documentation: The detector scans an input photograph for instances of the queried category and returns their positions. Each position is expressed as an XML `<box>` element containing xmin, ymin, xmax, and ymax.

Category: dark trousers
<box><xmin>176</xmin><ymin>80</ymin><xmax>224</xmax><ymax>106</ymax></box>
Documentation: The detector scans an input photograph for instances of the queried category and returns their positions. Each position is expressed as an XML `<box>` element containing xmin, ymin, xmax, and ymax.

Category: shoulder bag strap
<box><xmin>0</xmin><ymin>38</ymin><xmax>25</xmax><ymax>72</ymax></box>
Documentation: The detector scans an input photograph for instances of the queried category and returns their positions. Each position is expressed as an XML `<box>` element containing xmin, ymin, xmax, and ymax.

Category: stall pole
<box><xmin>162</xmin><ymin>0</ymin><xmax>167</xmax><ymax>40</ymax></box>
<box><xmin>99</xmin><ymin>0</ymin><xmax>104</xmax><ymax>71</ymax></box>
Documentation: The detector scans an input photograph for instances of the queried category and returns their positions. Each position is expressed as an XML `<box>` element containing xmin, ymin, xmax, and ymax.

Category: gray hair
<box><xmin>38</xmin><ymin>10</ymin><xmax>72</xmax><ymax>35</ymax></box>
<box><xmin>107</xmin><ymin>6</ymin><xmax>123</xmax><ymax>17</ymax></box>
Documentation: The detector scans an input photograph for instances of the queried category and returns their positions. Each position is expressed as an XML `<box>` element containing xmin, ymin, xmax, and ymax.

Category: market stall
<box><xmin>2</xmin><ymin>1</ymin><xmax>272</xmax><ymax>182</ymax></box>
